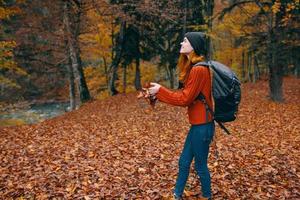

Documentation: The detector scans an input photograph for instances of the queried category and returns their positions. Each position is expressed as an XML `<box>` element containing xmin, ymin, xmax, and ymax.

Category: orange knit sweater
<box><xmin>156</xmin><ymin>66</ymin><xmax>213</xmax><ymax>125</ymax></box>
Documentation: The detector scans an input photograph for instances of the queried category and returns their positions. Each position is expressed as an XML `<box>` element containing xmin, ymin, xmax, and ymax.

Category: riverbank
<box><xmin>0</xmin><ymin>100</ymin><xmax>70</xmax><ymax>126</ymax></box>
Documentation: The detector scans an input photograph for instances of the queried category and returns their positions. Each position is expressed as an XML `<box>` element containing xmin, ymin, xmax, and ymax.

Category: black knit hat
<box><xmin>184</xmin><ymin>32</ymin><xmax>207</xmax><ymax>56</ymax></box>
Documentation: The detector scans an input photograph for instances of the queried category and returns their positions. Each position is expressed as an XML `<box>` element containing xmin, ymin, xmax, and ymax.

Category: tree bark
<box><xmin>169</xmin><ymin>66</ymin><xmax>175</xmax><ymax>89</ymax></box>
<box><xmin>241</xmin><ymin>50</ymin><xmax>246</xmax><ymax>82</ymax></box>
<box><xmin>108</xmin><ymin>20</ymin><xmax>126</xmax><ymax>96</ymax></box>
<box><xmin>206</xmin><ymin>0</ymin><xmax>214</xmax><ymax>60</ymax></box>
<box><xmin>269</xmin><ymin>62</ymin><xmax>283</xmax><ymax>102</ymax></box>
<box><xmin>182</xmin><ymin>0</ymin><xmax>187</xmax><ymax>36</ymax></box>
<box><xmin>64</xmin><ymin>1</ymin><xmax>91</xmax><ymax>103</ymax></box>
<box><xmin>122</xmin><ymin>64</ymin><xmax>127</xmax><ymax>94</ymax></box>
<box><xmin>268</xmin><ymin>12</ymin><xmax>283</xmax><ymax>102</ymax></box>
<box><xmin>102</xmin><ymin>56</ymin><xmax>109</xmax><ymax>88</ymax></box>
<box><xmin>254</xmin><ymin>55</ymin><xmax>260</xmax><ymax>81</ymax></box>
<box><xmin>70</xmin><ymin>41</ymin><xmax>91</xmax><ymax>103</ymax></box>
<box><xmin>252</xmin><ymin>52</ymin><xmax>256</xmax><ymax>83</ymax></box>
<box><xmin>269</xmin><ymin>35</ymin><xmax>283</xmax><ymax>101</ymax></box>
<box><xmin>67</xmin><ymin>52</ymin><xmax>76</xmax><ymax>110</ymax></box>
<box><xmin>134</xmin><ymin>58</ymin><xmax>142</xmax><ymax>90</ymax></box>
<box><xmin>247</xmin><ymin>51</ymin><xmax>252</xmax><ymax>82</ymax></box>
<box><xmin>64</xmin><ymin>37</ymin><xmax>76</xmax><ymax>110</ymax></box>
<box><xmin>134</xmin><ymin>31</ymin><xmax>142</xmax><ymax>91</ymax></box>
<box><xmin>294</xmin><ymin>51</ymin><xmax>300</xmax><ymax>78</ymax></box>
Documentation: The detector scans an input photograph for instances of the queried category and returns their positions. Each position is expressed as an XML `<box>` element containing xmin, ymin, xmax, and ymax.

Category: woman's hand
<box><xmin>148</xmin><ymin>82</ymin><xmax>161</xmax><ymax>96</ymax></box>
<box><xmin>136</xmin><ymin>82</ymin><xmax>158</xmax><ymax>108</ymax></box>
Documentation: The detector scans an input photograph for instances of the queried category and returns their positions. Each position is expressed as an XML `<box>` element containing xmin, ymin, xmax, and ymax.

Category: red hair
<box><xmin>178</xmin><ymin>51</ymin><xmax>205</xmax><ymax>83</ymax></box>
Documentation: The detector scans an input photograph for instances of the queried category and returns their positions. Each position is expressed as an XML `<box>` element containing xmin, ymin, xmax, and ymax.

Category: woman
<box><xmin>148</xmin><ymin>32</ymin><xmax>214</xmax><ymax>200</ymax></box>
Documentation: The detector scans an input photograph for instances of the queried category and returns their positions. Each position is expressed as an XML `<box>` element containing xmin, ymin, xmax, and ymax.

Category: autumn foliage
<box><xmin>0</xmin><ymin>1</ymin><xmax>27</xmax><ymax>90</ymax></box>
<box><xmin>0</xmin><ymin>77</ymin><xmax>299</xmax><ymax>199</ymax></box>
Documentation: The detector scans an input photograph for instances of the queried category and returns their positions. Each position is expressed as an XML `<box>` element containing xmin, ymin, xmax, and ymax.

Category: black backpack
<box><xmin>193</xmin><ymin>61</ymin><xmax>241</xmax><ymax>134</ymax></box>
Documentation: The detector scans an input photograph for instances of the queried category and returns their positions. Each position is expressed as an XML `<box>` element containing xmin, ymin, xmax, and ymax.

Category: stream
<box><xmin>0</xmin><ymin>102</ymin><xmax>70</xmax><ymax>125</ymax></box>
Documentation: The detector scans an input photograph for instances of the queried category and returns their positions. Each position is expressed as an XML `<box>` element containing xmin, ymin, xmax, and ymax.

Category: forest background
<box><xmin>1</xmin><ymin>0</ymin><xmax>299</xmax><ymax>116</ymax></box>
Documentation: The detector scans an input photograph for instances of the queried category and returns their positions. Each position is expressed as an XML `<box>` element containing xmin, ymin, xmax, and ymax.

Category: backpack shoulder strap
<box><xmin>193</xmin><ymin>61</ymin><xmax>210</xmax><ymax>67</ymax></box>
<box><xmin>195</xmin><ymin>62</ymin><xmax>214</xmax><ymax>123</ymax></box>
<box><xmin>196</xmin><ymin>92</ymin><xmax>214</xmax><ymax>123</ymax></box>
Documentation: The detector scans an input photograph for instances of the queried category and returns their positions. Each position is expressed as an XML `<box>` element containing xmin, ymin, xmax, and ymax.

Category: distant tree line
<box><xmin>0</xmin><ymin>0</ymin><xmax>298</xmax><ymax>107</ymax></box>
<box><xmin>218</xmin><ymin>0</ymin><xmax>299</xmax><ymax>101</ymax></box>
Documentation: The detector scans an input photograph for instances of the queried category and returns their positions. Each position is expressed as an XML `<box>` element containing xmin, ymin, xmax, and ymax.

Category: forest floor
<box><xmin>0</xmin><ymin>77</ymin><xmax>299</xmax><ymax>200</ymax></box>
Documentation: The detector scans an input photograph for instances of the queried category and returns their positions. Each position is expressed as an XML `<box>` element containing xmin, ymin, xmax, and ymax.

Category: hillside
<box><xmin>0</xmin><ymin>77</ymin><xmax>299</xmax><ymax>199</ymax></box>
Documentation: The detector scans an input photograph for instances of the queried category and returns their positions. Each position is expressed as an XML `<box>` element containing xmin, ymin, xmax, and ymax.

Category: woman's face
<box><xmin>180</xmin><ymin>37</ymin><xmax>193</xmax><ymax>54</ymax></box>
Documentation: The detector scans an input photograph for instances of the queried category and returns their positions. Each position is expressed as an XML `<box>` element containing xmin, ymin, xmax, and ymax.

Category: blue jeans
<box><xmin>173</xmin><ymin>122</ymin><xmax>215</xmax><ymax>198</ymax></box>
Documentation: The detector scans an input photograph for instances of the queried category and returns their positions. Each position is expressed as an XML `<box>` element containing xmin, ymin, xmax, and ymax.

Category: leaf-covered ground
<box><xmin>1</xmin><ymin>77</ymin><xmax>299</xmax><ymax>200</ymax></box>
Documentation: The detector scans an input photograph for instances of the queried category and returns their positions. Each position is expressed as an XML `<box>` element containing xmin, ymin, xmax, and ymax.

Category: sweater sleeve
<box><xmin>156</xmin><ymin>67</ymin><xmax>207</xmax><ymax>107</ymax></box>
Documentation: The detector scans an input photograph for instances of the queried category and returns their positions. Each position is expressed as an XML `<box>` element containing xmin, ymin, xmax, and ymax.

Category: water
<box><xmin>0</xmin><ymin>102</ymin><xmax>70</xmax><ymax>124</ymax></box>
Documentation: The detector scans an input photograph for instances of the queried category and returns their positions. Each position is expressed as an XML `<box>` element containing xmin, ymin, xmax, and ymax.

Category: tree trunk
<box><xmin>122</xmin><ymin>64</ymin><xmax>127</xmax><ymax>94</ymax></box>
<box><xmin>64</xmin><ymin>38</ymin><xmax>76</xmax><ymax>110</ymax></box>
<box><xmin>64</xmin><ymin>1</ymin><xmax>91</xmax><ymax>103</ymax></box>
<box><xmin>182</xmin><ymin>0</ymin><xmax>187</xmax><ymax>35</ymax></box>
<box><xmin>134</xmin><ymin>32</ymin><xmax>142</xmax><ymax>91</ymax></box>
<box><xmin>67</xmin><ymin>52</ymin><xmax>76</xmax><ymax>110</ymax></box>
<box><xmin>252</xmin><ymin>52</ymin><xmax>256</xmax><ymax>83</ymax></box>
<box><xmin>254</xmin><ymin>55</ymin><xmax>260</xmax><ymax>81</ymax></box>
<box><xmin>268</xmin><ymin>12</ymin><xmax>283</xmax><ymax>102</ymax></box>
<box><xmin>167</xmin><ymin>65</ymin><xmax>175</xmax><ymax>89</ymax></box>
<box><xmin>134</xmin><ymin>58</ymin><xmax>142</xmax><ymax>90</ymax></box>
<box><xmin>70</xmin><ymin>43</ymin><xmax>91</xmax><ymax>102</ymax></box>
<box><xmin>111</xmin><ymin>21</ymin><xmax>115</xmax><ymax>62</ymax></box>
<box><xmin>109</xmin><ymin>20</ymin><xmax>126</xmax><ymax>96</ymax></box>
<box><xmin>102</xmin><ymin>56</ymin><xmax>109</xmax><ymax>88</ymax></box>
<box><xmin>241</xmin><ymin>50</ymin><xmax>246</xmax><ymax>82</ymax></box>
<box><xmin>206</xmin><ymin>0</ymin><xmax>214</xmax><ymax>60</ymax></box>
<box><xmin>269</xmin><ymin>34</ymin><xmax>283</xmax><ymax>101</ymax></box>
<box><xmin>294</xmin><ymin>51</ymin><xmax>300</xmax><ymax>78</ymax></box>
<box><xmin>247</xmin><ymin>51</ymin><xmax>252</xmax><ymax>82</ymax></box>
<box><xmin>269</xmin><ymin>63</ymin><xmax>283</xmax><ymax>102</ymax></box>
